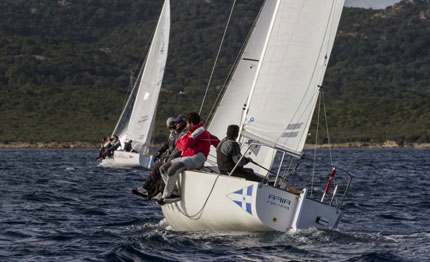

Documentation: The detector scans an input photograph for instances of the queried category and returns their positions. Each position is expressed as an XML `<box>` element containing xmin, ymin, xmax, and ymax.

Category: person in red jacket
<box><xmin>159</xmin><ymin>112</ymin><xmax>219</xmax><ymax>205</ymax></box>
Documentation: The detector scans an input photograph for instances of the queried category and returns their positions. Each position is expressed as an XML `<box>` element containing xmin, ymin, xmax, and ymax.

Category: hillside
<box><xmin>0</xmin><ymin>0</ymin><xmax>429</xmax><ymax>146</ymax></box>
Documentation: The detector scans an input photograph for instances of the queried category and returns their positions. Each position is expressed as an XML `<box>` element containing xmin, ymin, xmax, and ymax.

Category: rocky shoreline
<box><xmin>1</xmin><ymin>140</ymin><xmax>429</xmax><ymax>149</ymax></box>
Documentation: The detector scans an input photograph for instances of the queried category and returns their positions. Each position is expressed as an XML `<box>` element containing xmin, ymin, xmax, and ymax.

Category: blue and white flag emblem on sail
<box><xmin>227</xmin><ymin>185</ymin><xmax>253</xmax><ymax>215</ymax></box>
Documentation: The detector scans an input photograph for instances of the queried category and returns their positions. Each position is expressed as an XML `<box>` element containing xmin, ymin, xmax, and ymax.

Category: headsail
<box><xmin>206</xmin><ymin>0</ymin><xmax>278</xmax><ymax>173</ymax></box>
<box><xmin>242</xmin><ymin>0</ymin><xmax>345</xmax><ymax>156</ymax></box>
<box><xmin>208</xmin><ymin>0</ymin><xmax>278</xmax><ymax>140</ymax></box>
<box><xmin>115</xmin><ymin>0</ymin><xmax>170</xmax><ymax>153</ymax></box>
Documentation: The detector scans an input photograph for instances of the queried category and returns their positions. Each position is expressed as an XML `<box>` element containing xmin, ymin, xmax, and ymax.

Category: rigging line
<box><xmin>176</xmin><ymin>174</ymin><xmax>222</xmax><ymax>220</ymax></box>
<box><xmin>199</xmin><ymin>0</ymin><xmax>237</xmax><ymax>116</ymax></box>
<box><xmin>311</xmin><ymin>92</ymin><xmax>322</xmax><ymax>197</ymax></box>
<box><xmin>282</xmin><ymin>155</ymin><xmax>295</xmax><ymax>178</ymax></box>
<box><xmin>321</xmin><ymin>90</ymin><xmax>333</xmax><ymax>165</ymax></box>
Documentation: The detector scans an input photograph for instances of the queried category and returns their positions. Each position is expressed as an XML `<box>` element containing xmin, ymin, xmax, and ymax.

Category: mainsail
<box><xmin>112</xmin><ymin>0</ymin><xmax>170</xmax><ymax>154</ymax></box>
<box><xmin>241</xmin><ymin>0</ymin><xmax>345</xmax><ymax>156</ymax></box>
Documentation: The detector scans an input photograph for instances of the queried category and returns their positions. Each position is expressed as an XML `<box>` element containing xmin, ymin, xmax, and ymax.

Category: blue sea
<box><xmin>1</xmin><ymin>148</ymin><xmax>429</xmax><ymax>261</ymax></box>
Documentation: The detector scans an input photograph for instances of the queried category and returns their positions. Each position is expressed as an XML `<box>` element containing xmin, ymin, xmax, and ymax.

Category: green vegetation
<box><xmin>0</xmin><ymin>0</ymin><xmax>429</xmax><ymax>145</ymax></box>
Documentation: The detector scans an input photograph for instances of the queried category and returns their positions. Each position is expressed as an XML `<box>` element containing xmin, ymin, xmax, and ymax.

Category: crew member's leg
<box><xmin>161</xmin><ymin>153</ymin><xmax>206</xmax><ymax>201</ymax></box>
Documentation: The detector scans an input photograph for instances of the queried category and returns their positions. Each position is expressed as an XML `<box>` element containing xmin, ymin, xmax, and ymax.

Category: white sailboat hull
<box><xmin>98</xmin><ymin>151</ymin><xmax>153</xmax><ymax>169</ymax></box>
<box><xmin>162</xmin><ymin>170</ymin><xmax>341</xmax><ymax>232</ymax></box>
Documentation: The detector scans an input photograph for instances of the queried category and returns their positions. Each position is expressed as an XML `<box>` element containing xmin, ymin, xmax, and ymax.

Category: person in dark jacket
<box><xmin>132</xmin><ymin>115</ymin><xmax>189</xmax><ymax>199</ymax></box>
<box><xmin>123</xmin><ymin>140</ymin><xmax>133</xmax><ymax>152</ymax></box>
<box><xmin>216</xmin><ymin>125</ymin><xmax>263</xmax><ymax>182</ymax></box>
<box><xmin>97</xmin><ymin>137</ymin><xmax>109</xmax><ymax>160</ymax></box>
<box><xmin>132</xmin><ymin>117</ymin><xmax>176</xmax><ymax>199</ymax></box>
<box><xmin>102</xmin><ymin>135</ymin><xmax>121</xmax><ymax>158</ymax></box>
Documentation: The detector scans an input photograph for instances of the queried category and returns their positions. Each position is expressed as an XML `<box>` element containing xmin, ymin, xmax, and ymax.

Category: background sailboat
<box><xmin>161</xmin><ymin>0</ymin><xmax>353</xmax><ymax>232</ymax></box>
<box><xmin>99</xmin><ymin>0</ymin><xmax>170</xmax><ymax>168</ymax></box>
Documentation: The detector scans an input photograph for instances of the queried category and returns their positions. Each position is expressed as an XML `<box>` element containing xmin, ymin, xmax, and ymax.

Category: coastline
<box><xmin>1</xmin><ymin>140</ymin><xmax>429</xmax><ymax>149</ymax></box>
<box><xmin>304</xmin><ymin>141</ymin><xmax>430</xmax><ymax>149</ymax></box>
<box><xmin>0</xmin><ymin>142</ymin><xmax>99</xmax><ymax>149</ymax></box>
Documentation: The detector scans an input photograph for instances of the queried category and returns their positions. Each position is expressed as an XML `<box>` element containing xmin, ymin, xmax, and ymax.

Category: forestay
<box><xmin>242</xmin><ymin>0</ymin><xmax>345</xmax><ymax>156</ymax></box>
<box><xmin>115</xmin><ymin>0</ymin><xmax>170</xmax><ymax>153</ymax></box>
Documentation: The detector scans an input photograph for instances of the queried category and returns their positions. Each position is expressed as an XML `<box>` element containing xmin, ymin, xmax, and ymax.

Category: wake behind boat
<box><xmin>159</xmin><ymin>0</ymin><xmax>353</xmax><ymax>232</ymax></box>
<box><xmin>98</xmin><ymin>0</ymin><xmax>170</xmax><ymax>168</ymax></box>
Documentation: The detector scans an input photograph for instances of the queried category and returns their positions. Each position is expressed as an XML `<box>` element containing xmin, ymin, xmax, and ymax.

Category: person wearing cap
<box><xmin>153</xmin><ymin>117</ymin><xmax>177</xmax><ymax>161</ymax></box>
<box><xmin>133</xmin><ymin>115</ymin><xmax>192</xmax><ymax>200</ymax></box>
<box><xmin>165</xmin><ymin>114</ymin><xmax>188</xmax><ymax>161</ymax></box>
<box><xmin>158</xmin><ymin>112</ymin><xmax>219</xmax><ymax>205</ymax></box>
<box><xmin>216</xmin><ymin>124</ymin><xmax>263</xmax><ymax>182</ymax></box>
<box><xmin>132</xmin><ymin>117</ymin><xmax>175</xmax><ymax>198</ymax></box>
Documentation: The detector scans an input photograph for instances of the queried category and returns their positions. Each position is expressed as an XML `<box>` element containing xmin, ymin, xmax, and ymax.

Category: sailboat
<box><xmin>99</xmin><ymin>0</ymin><xmax>170</xmax><ymax>168</ymax></box>
<box><xmin>161</xmin><ymin>0</ymin><xmax>353</xmax><ymax>231</ymax></box>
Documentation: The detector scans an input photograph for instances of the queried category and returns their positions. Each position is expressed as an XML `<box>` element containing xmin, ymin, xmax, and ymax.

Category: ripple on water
<box><xmin>1</xmin><ymin>148</ymin><xmax>429</xmax><ymax>261</ymax></box>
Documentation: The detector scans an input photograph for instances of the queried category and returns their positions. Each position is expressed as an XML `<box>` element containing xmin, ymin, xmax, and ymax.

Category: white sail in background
<box><xmin>124</xmin><ymin>0</ymin><xmax>170</xmax><ymax>153</ymax></box>
<box><xmin>242</xmin><ymin>0</ymin><xmax>345</xmax><ymax>156</ymax></box>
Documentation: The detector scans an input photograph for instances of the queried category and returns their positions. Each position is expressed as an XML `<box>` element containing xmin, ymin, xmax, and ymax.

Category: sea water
<box><xmin>0</xmin><ymin>148</ymin><xmax>429</xmax><ymax>261</ymax></box>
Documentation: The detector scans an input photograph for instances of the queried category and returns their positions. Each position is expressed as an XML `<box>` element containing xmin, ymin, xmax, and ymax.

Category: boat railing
<box><xmin>230</xmin><ymin>142</ymin><xmax>353</xmax><ymax>211</ymax></box>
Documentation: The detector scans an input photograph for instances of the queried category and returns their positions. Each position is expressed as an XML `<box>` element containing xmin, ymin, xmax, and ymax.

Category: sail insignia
<box><xmin>227</xmin><ymin>185</ymin><xmax>253</xmax><ymax>215</ymax></box>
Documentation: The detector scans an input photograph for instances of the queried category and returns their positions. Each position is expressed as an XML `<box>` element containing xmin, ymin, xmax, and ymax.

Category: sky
<box><xmin>344</xmin><ymin>0</ymin><xmax>402</xmax><ymax>9</ymax></box>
